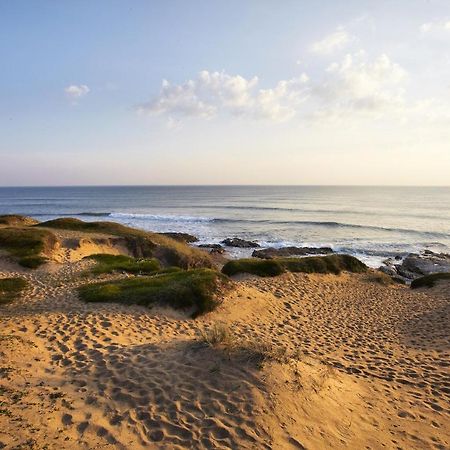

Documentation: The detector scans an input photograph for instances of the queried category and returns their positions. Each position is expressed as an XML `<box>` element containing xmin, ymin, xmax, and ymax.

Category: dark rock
<box><xmin>401</xmin><ymin>251</ymin><xmax>450</xmax><ymax>276</ymax></box>
<box><xmin>160</xmin><ymin>232</ymin><xmax>198</xmax><ymax>243</ymax></box>
<box><xmin>252</xmin><ymin>246</ymin><xmax>334</xmax><ymax>259</ymax></box>
<box><xmin>221</xmin><ymin>237</ymin><xmax>260</xmax><ymax>248</ymax></box>
<box><xmin>197</xmin><ymin>243</ymin><xmax>225</xmax><ymax>254</ymax></box>
<box><xmin>198</xmin><ymin>244</ymin><xmax>223</xmax><ymax>249</ymax></box>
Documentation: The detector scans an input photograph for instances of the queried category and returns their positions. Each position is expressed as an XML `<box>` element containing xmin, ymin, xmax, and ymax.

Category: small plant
<box><xmin>364</xmin><ymin>271</ymin><xmax>395</xmax><ymax>286</ymax></box>
<box><xmin>85</xmin><ymin>253</ymin><xmax>161</xmax><ymax>275</ymax></box>
<box><xmin>411</xmin><ymin>272</ymin><xmax>450</xmax><ymax>289</ymax></box>
<box><xmin>198</xmin><ymin>323</ymin><xmax>232</xmax><ymax>347</ymax></box>
<box><xmin>0</xmin><ymin>277</ymin><xmax>28</xmax><ymax>304</ymax></box>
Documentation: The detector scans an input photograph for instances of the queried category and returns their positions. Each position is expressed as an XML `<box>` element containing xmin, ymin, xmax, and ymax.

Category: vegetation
<box><xmin>410</xmin><ymin>272</ymin><xmax>450</xmax><ymax>289</ymax></box>
<box><xmin>85</xmin><ymin>253</ymin><xmax>161</xmax><ymax>275</ymax></box>
<box><xmin>38</xmin><ymin>218</ymin><xmax>212</xmax><ymax>269</ymax></box>
<box><xmin>364</xmin><ymin>271</ymin><xmax>395</xmax><ymax>286</ymax></box>
<box><xmin>0</xmin><ymin>227</ymin><xmax>55</xmax><ymax>268</ymax></box>
<box><xmin>0</xmin><ymin>277</ymin><xmax>28</xmax><ymax>304</ymax></box>
<box><xmin>198</xmin><ymin>322</ymin><xmax>289</xmax><ymax>368</ymax></box>
<box><xmin>0</xmin><ymin>214</ymin><xmax>38</xmax><ymax>226</ymax></box>
<box><xmin>78</xmin><ymin>268</ymin><xmax>229</xmax><ymax>316</ymax></box>
<box><xmin>222</xmin><ymin>254</ymin><xmax>367</xmax><ymax>277</ymax></box>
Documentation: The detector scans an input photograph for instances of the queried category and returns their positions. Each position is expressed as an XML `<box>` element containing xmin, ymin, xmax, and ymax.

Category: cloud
<box><xmin>309</xmin><ymin>27</ymin><xmax>353</xmax><ymax>55</ymax></box>
<box><xmin>313</xmin><ymin>52</ymin><xmax>407</xmax><ymax>118</ymax></box>
<box><xmin>138</xmin><ymin>70</ymin><xmax>310</xmax><ymax>121</ymax></box>
<box><xmin>64</xmin><ymin>84</ymin><xmax>90</xmax><ymax>101</ymax></box>
<box><xmin>139</xmin><ymin>53</ymin><xmax>450</xmax><ymax>126</ymax></box>
<box><xmin>420</xmin><ymin>19</ymin><xmax>450</xmax><ymax>34</ymax></box>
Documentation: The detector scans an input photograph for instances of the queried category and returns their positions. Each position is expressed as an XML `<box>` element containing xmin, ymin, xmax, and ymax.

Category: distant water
<box><xmin>0</xmin><ymin>185</ymin><xmax>449</xmax><ymax>267</ymax></box>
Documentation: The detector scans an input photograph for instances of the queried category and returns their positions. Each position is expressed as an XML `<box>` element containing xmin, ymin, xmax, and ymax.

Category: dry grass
<box><xmin>198</xmin><ymin>322</ymin><xmax>290</xmax><ymax>368</ymax></box>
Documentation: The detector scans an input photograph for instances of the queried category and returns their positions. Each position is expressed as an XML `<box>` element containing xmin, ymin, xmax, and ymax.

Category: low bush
<box><xmin>0</xmin><ymin>215</ymin><xmax>39</xmax><ymax>226</ymax></box>
<box><xmin>78</xmin><ymin>268</ymin><xmax>229</xmax><ymax>316</ymax></box>
<box><xmin>0</xmin><ymin>227</ymin><xmax>56</xmax><ymax>268</ymax></box>
<box><xmin>85</xmin><ymin>254</ymin><xmax>161</xmax><ymax>275</ymax></box>
<box><xmin>364</xmin><ymin>271</ymin><xmax>395</xmax><ymax>286</ymax></box>
<box><xmin>0</xmin><ymin>277</ymin><xmax>28</xmax><ymax>304</ymax></box>
<box><xmin>222</xmin><ymin>254</ymin><xmax>367</xmax><ymax>277</ymax></box>
<box><xmin>410</xmin><ymin>272</ymin><xmax>450</xmax><ymax>289</ymax></box>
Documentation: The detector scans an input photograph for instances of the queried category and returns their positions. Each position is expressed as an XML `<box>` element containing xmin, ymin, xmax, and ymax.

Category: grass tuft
<box><xmin>222</xmin><ymin>254</ymin><xmax>367</xmax><ymax>277</ymax></box>
<box><xmin>0</xmin><ymin>277</ymin><xmax>28</xmax><ymax>304</ymax></box>
<box><xmin>85</xmin><ymin>253</ymin><xmax>161</xmax><ymax>275</ymax></box>
<box><xmin>364</xmin><ymin>271</ymin><xmax>395</xmax><ymax>286</ymax></box>
<box><xmin>410</xmin><ymin>272</ymin><xmax>450</xmax><ymax>289</ymax></box>
<box><xmin>0</xmin><ymin>227</ymin><xmax>56</xmax><ymax>268</ymax></box>
<box><xmin>78</xmin><ymin>268</ymin><xmax>230</xmax><ymax>316</ymax></box>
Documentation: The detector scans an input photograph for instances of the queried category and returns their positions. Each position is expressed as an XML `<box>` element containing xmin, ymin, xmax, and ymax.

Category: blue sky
<box><xmin>1</xmin><ymin>1</ymin><xmax>449</xmax><ymax>185</ymax></box>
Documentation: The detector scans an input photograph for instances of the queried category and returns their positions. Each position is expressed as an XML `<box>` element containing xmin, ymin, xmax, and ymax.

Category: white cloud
<box><xmin>309</xmin><ymin>27</ymin><xmax>353</xmax><ymax>55</ymax></box>
<box><xmin>138</xmin><ymin>70</ymin><xmax>310</xmax><ymax>121</ymax></box>
<box><xmin>313</xmin><ymin>52</ymin><xmax>407</xmax><ymax>118</ymax></box>
<box><xmin>420</xmin><ymin>19</ymin><xmax>450</xmax><ymax>34</ymax></box>
<box><xmin>64</xmin><ymin>84</ymin><xmax>90</xmax><ymax>101</ymax></box>
<box><xmin>139</xmin><ymin>53</ymin><xmax>450</xmax><ymax>126</ymax></box>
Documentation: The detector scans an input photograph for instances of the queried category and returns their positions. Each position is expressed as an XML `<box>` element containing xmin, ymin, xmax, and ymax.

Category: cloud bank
<box><xmin>139</xmin><ymin>52</ymin><xmax>411</xmax><ymax>123</ymax></box>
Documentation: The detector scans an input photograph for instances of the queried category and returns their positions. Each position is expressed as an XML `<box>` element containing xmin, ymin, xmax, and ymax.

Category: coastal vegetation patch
<box><xmin>0</xmin><ymin>227</ymin><xmax>56</xmax><ymax>268</ymax></box>
<box><xmin>78</xmin><ymin>268</ymin><xmax>230</xmax><ymax>317</ymax></box>
<box><xmin>222</xmin><ymin>254</ymin><xmax>367</xmax><ymax>277</ymax></box>
<box><xmin>0</xmin><ymin>214</ymin><xmax>39</xmax><ymax>227</ymax></box>
<box><xmin>85</xmin><ymin>254</ymin><xmax>161</xmax><ymax>275</ymax></box>
<box><xmin>0</xmin><ymin>277</ymin><xmax>28</xmax><ymax>304</ymax></box>
<box><xmin>410</xmin><ymin>272</ymin><xmax>450</xmax><ymax>289</ymax></box>
<box><xmin>38</xmin><ymin>218</ymin><xmax>212</xmax><ymax>269</ymax></box>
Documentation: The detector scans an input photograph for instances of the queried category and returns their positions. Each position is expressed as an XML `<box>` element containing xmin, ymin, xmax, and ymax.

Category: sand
<box><xmin>0</xmin><ymin>256</ymin><xmax>449</xmax><ymax>449</ymax></box>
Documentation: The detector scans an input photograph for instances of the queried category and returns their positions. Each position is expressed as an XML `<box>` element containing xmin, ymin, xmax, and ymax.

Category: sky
<box><xmin>0</xmin><ymin>0</ymin><xmax>449</xmax><ymax>186</ymax></box>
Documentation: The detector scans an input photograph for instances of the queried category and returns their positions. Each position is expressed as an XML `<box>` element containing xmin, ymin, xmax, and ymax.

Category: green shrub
<box><xmin>78</xmin><ymin>268</ymin><xmax>230</xmax><ymax>316</ymax></box>
<box><xmin>85</xmin><ymin>254</ymin><xmax>161</xmax><ymax>275</ymax></box>
<box><xmin>38</xmin><ymin>218</ymin><xmax>212</xmax><ymax>269</ymax></box>
<box><xmin>411</xmin><ymin>272</ymin><xmax>450</xmax><ymax>289</ymax></box>
<box><xmin>222</xmin><ymin>254</ymin><xmax>367</xmax><ymax>277</ymax></box>
<box><xmin>0</xmin><ymin>277</ymin><xmax>28</xmax><ymax>304</ymax></box>
<box><xmin>0</xmin><ymin>227</ymin><xmax>55</xmax><ymax>268</ymax></box>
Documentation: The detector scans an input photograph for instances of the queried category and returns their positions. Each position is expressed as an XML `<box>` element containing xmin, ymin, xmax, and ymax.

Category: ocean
<box><xmin>0</xmin><ymin>185</ymin><xmax>449</xmax><ymax>267</ymax></box>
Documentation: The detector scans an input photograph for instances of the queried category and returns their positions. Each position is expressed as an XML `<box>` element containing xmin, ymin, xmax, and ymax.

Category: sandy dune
<box><xmin>0</xmin><ymin>259</ymin><xmax>449</xmax><ymax>449</ymax></box>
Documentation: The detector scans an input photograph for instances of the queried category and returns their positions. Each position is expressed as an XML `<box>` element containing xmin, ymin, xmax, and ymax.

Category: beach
<box><xmin>0</xmin><ymin>219</ymin><xmax>449</xmax><ymax>449</ymax></box>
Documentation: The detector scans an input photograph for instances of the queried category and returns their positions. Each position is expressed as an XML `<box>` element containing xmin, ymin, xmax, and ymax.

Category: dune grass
<box><xmin>38</xmin><ymin>218</ymin><xmax>212</xmax><ymax>269</ymax></box>
<box><xmin>0</xmin><ymin>215</ymin><xmax>39</xmax><ymax>226</ymax></box>
<box><xmin>410</xmin><ymin>272</ymin><xmax>450</xmax><ymax>289</ymax></box>
<box><xmin>222</xmin><ymin>254</ymin><xmax>367</xmax><ymax>277</ymax></box>
<box><xmin>78</xmin><ymin>268</ymin><xmax>229</xmax><ymax>316</ymax></box>
<box><xmin>0</xmin><ymin>227</ymin><xmax>56</xmax><ymax>268</ymax></box>
<box><xmin>0</xmin><ymin>277</ymin><xmax>28</xmax><ymax>304</ymax></box>
<box><xmin>85</xmin><ymin>254</ymin><xmax>161</xmax><ymax>275</ymax></box>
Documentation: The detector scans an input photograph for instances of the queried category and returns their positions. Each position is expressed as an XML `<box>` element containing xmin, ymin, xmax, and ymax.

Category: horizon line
<box><xmin>0</xmin><ymin>184</ymin><xmax>449</xmax><ymax>189</ymax></box>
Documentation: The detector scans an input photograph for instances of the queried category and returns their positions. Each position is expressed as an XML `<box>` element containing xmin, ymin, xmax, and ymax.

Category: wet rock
<box><xmin>401</xmin><ymin>251</ymin><xmax>450</xmax><ymax>276</ymax></box>
<box><xmin>160</xmin><ymin>232</ymin><xmax>198</xmax><ymax>243</ymax></box>
<box><xmin>197</xmin><ymin>244</ymin><xmax>225</xmax><ymax>254</ymax></box>
<box><xmin>381</xmin><ymin>250</ymin><xmax>450</xmax><ymax>281</ymax></box>
<box><xmin>221</xmin><ymin>237</ymin><xmax>260</xmax><ymax>248</ymax></box>
<box><xmin>252</xmin><ymin>246</ymin><xmax>334</xmax><ymax>259</ymax></box>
